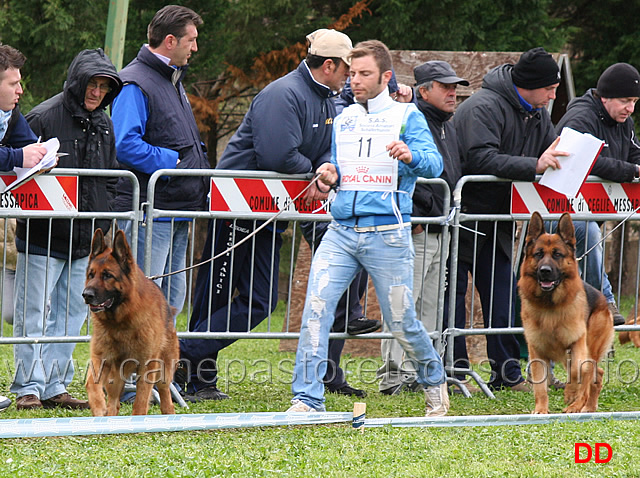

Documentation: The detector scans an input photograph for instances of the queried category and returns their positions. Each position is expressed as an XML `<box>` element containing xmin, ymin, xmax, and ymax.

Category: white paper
<box><xmin>3</xmin><ymin>137</ymin><xmax>60</xmax><ymax>193</ymax></box>
<box><xmin>539</xmin><ymin>127</ymin><xmax>604</xmax><ymax>198</ymax></box>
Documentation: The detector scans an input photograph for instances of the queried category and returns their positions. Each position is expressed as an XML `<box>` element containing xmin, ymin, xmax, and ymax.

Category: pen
<box><xmin>37</xmin><ymin>136</ymin><xmax>41</xmax><ymax>144</ymax></box>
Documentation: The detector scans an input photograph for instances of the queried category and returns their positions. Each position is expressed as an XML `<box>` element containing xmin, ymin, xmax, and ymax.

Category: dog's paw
<box><xmin>532</xmin><ymin>409</ymin><xmax>549</xmax><ymax>414</ymax></box>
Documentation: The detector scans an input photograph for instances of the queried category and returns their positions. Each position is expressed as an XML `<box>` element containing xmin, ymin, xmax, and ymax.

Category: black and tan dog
<box><xmin>83</xmin><ymin>229</ymin><xmax>179</xmax><ymax>416</ymax></box>
<box><xmin>518</xmin><ymin>211</ymin><xmax>613</xmax><ymax>414</ymax></box>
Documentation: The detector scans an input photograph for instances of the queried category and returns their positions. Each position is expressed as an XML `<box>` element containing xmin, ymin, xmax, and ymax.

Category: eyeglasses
<box><xmin>87</xmin><ymin>80</ymin><xmax>112</xmax><ymax>93</ymax></box>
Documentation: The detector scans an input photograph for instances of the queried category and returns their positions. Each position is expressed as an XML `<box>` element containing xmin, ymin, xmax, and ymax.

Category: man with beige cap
<box><xmin>179</xmin><ymin>29</ymin><xmax>354</xmax><ymax>402</ymax></box>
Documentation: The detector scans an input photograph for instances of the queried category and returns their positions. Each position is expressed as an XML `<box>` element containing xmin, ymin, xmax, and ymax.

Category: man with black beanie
<box><xmin>450</xmin><ymin>47</ymin><xmax>568</xmax><ymax>391</ymax></box>
<box><xmin>553</xmin><ymin>62</ymin><xmax>640</xmax><ymax>326</ymax></box>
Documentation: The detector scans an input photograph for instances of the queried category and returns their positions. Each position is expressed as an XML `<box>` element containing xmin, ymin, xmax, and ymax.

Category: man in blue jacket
<box><xmin>288</xmin><ymin>40</ymin><xmax>448</xmax><ymax>416</ymax></box>
<box><xmin>179</xmin><ymin>29</ymin><xmax>353</xmax><ymax>401</ymax></box>
<box><xmin>378</xmin><ymin>60</ymin><xmax>467</xmax><ymax>395</ymax></box>
<box><xmin>0</xmin><ymin>44</ymin><xmax>46</xmax><ymax>412</ymax></box>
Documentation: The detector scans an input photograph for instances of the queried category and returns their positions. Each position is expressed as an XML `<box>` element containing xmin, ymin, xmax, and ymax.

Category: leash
<box><xmin>147</xmin><ymin>173</ymin><xmax>324</xmax><ymax>281</ymax></box>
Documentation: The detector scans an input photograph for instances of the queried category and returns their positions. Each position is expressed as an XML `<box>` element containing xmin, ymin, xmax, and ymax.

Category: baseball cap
<box><xmin>306</xmin><ymin>29</ymin><xmax>353</xmax><ymax>65</ymax></box>
<box><xmin>414</xmin><ymin>60</ymin><xmax>469</xmax><ymax>86</ymax></box>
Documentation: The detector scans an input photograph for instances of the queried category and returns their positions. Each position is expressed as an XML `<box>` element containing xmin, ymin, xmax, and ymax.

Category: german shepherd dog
<box><xmin>518</xmin><ymin>212</ymin><xmax>613</xmax><ymax>414</ymax></box>
<box><xmin>83</xmin><ymin>229</ymin><xmax>179</xmax><ymax>416</ymax></box>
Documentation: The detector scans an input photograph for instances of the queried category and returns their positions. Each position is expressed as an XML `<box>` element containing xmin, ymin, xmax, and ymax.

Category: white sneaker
<box><xmin>287</xmin><ymin>399</ymin><xmax>318</xmax><ymax>412</ymax></box>
<box><xmin>0</xmin><ymin>394</ymin><xmax>11</xmax><ymax>411</ymax></box>
<box><xmin>424</xmin><ymin>383</ymin><xmax>449</xmax><ymax>417</ymax></box>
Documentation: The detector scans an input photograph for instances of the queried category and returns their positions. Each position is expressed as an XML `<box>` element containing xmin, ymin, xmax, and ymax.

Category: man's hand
<box><xmin>393</xmin><ymin>84</ymin><xmax>413</xmax><ymax>103</ymax></box>
<box><xmin>536</xmin><ymin>137</ymin><xmax>569</xmax><ymax>174</ymax></box>
<box><xmin>386</xmin><ymin>140</ymin><xmax>412</xmax><ymax>164</ymax></box>
<box><xmin>304</xmin><ymin>163</ymin><xmax>338</xmax><ymax>205</ymax></box>
<box><xmin>22</xmin><ymin>143</ymin><xmax>47</xmax><ymax>168</ymax></box>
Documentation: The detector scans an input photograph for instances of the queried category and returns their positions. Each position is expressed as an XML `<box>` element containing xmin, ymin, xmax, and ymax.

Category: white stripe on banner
<box><xmin>215</xmin><ymin>178</ymin><xmax>252</xmax><ymax>213</ymax></box>
<box><xmin>264</xmin><ymin>179</ymin><xmax>293</xmax><ymax>212</ymax></box>
<box><xmin>40</xmin><ymin>176</ymin><xmax>76</xmax><ymax>211</ymax></box>
<box><xmin>516</xmin><ymin>183</ymin><xmax>548</xmax><ymax>214</ymax></box>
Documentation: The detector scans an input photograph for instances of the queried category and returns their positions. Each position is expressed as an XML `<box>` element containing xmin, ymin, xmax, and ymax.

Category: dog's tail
<box><xmin>619</xmin><ymin>316</ymin><xmax>640</xmax><ymax>346</ymax></box>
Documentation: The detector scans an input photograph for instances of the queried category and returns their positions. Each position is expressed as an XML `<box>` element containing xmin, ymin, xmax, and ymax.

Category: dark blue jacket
<box><xmin>0</xmin><ymin>106</ymin><xmax>37</xmax><ymax>170</ymax></box>
<box><xmin>413</xmin><ymin>98</ymin><xmax>462</xmax><ymax>230</ymax></box>
<box><xmin>113</xmin><ymin>45</ymin><xmax>209</xmax><ymax>211</ymax></box>
<box><xmin>217</xmin><ymin>61</ymin><xmax>335</xmax><ymax>173</ymax></box>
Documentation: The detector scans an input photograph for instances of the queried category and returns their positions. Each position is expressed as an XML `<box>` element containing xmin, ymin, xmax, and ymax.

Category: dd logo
<box><xmin>574</xmin><ymin>443</ymin><xmax>612</xmax><ymax>463</ymax></box>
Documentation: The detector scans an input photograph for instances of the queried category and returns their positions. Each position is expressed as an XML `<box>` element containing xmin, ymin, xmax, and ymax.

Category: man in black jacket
<box><xmin>377</xmin><ymin>61</ymin><xmax>467</xmax><ymax>395</ymax></box>
<box><xmin>451</xmin><ymin>48</ymin><xmax>568</xmax><ymax>391</ymax></box>
<box><xmin>11</xmin><ymin>48</ymin><xmax>122</xmax><ymax>410</ymax></box>
<box><xmin>553</xmin><ymin>62</ymin><xmax>640</xmax><ymax>326</ymax></box>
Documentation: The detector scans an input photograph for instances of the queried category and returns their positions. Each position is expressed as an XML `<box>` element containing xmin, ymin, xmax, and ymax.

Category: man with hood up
<box><xmin>10</xmin><ymin>48</ymin><xmax>122</xmax><ymax>410</ymax></box>
<box><xmin>451</xmin><ymin>47</ymin><xmax>567</xmax><ymax>392</ymax></box>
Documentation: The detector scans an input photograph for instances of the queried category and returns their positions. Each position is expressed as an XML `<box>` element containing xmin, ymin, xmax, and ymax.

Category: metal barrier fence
<box><xmin>446</xmin><ymin>174</ymin><xmax>640</xmax><ymax>391</ymax></box>
<box><xmin>3</xmin><ymin>168</ymin><xmax>640</xmax><ymax>396</ymax></box>
<box><xmin>143</xmin><ymin>169</ymin><xmax>451</xmax><ymax>347</ymax></box>
<box><xmin>0</xmin><ymin>169</ymin><xmax>139</xmax><ymax>344</ymax></box>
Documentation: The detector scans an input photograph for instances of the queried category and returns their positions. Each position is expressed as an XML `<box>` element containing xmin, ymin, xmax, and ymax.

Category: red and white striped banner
<box><xmin>511</xmin><ymin>182</ymin><xmax>640</xmax><ymax>217</ymax></box>
<box><xmin>0</xmin><ymin>175</ymin><xmax>78</xmax><ymax>211</ymax></box>
<box><xmin>210</xmin><ymin>178</ymin><xmax>330</xmax><ymax>214</ymax></box>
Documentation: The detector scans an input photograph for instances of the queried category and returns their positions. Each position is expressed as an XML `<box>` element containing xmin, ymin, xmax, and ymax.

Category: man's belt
<box><xmin>353</xmin><ymin>222</ymin><xmax>412</xmax><ymax>233</ymax></box>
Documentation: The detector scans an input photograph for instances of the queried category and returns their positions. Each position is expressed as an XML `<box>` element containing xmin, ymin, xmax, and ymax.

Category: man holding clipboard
<box><xmin>551</xmin><ymin>63</ymin><xmax>640</xmax><ymax>326</ymax></box>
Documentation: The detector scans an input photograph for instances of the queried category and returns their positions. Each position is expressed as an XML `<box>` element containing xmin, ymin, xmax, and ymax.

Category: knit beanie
<box><xmin>596</xmin><ymin>63</ymin><xmax>640</xmax><ymax>98</ymax></box>
<box><xmin>512</xmin><ymin>47</ymin><xmax>560</xmax><ymax>89</ymax></box>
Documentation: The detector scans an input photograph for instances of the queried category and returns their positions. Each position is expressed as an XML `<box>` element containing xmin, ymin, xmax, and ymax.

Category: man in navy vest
<box><xmin>111</xmin><ymin>5</ymin><xmax>209</xmax><ymax>319</ymax></box>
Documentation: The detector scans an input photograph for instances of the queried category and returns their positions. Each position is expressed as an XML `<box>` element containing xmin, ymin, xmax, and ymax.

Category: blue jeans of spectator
<box><xmin>546</xmin><ymin>220</ymin><xmax>614</xmax><ymax>303</ymax></box>
<box><xmin>292</xmin><ymin>222</ymin><xmax>446</xmax><ymax>410</ymax></box>
<box><xmin>122</xmin><ymin>219</ymin><xmax>189</xmax><ymax>314</ymax></box>
<box><xmin>446</xmin><ymin>241</ymin><xmax>524</xmax><ymax>388</ymax></box>
<box><xmin>180</xmin><ymin>219</ymin><xmax>281</xmax><ymax>392</ymax></box>
<box><xmin>11</xmin><ymin>253</ymin><xmax>88</xmax><ymax>399</ymax></box>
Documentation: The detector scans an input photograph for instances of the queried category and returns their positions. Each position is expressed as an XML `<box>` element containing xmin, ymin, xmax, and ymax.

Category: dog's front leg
<box><xmin>564</xmin><ymin>337</ymin><xmax>592</xmax><ymax>413</ymax></box>
<box><xmin>104</xmin><ymin>367</ymin><xmax>124</xmax><ymax>416</ymax></box>
<box><xmin>86</xmin><ymin>356</ymin><xmax>108</xmax><ymax>416</ymax></box>
<box><xmin>528</xmin><ymin>349</ymin><xmax>550</xmax><ymax>414</ymax></box>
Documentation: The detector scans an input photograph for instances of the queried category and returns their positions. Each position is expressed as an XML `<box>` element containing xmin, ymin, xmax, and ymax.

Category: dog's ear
<box><xmin>557</xmin><ymin>212</ymin><xmax>577</xmax><ymax>249</ymax></box>
<box><xmin>90</xmin><ymin>229</ymin><xmax>106</xmax><ymax>260</ymax></box>
<box><xmin>112</xmin><ymin>229</ymin><xmax>133</xmax><ymax>275</ymax></box>
<box><xmin>524</xmin><ymin>212</ymin><xmax>546</xmax><ymax>254</ymax></box>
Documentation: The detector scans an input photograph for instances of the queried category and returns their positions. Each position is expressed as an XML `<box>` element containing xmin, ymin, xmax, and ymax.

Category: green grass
<box><xmin>2</xmin><ymin>302</ymin><xmax>640</xmax><ymax>477</ymax></box>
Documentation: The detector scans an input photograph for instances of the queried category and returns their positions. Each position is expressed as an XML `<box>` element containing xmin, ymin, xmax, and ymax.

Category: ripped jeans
<box><xmin>291</xmin><ymin>222</ymin><xmax>446</xmax><ymax>410</ymax></box>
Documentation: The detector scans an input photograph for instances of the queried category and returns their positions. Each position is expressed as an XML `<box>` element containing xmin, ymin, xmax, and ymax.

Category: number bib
<box><xmin>336</xmin><ymin>103</ymin><xmax>409</xmax><ymax>192</ymax></box>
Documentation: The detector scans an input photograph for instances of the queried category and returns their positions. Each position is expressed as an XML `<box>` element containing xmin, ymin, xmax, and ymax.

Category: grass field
<box><xmin>1</xmin><ymin>302</ymin><xmax>640</xmax><ymax>477</ymax></box>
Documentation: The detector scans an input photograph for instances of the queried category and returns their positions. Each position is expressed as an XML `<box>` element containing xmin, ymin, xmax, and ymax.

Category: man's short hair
<box><xmin>147</xmin><ymin>5</ymin><xmax>203</xmax><ymax>48</ymax></box>
<box><xmin>306</xmin><ymin>53</ymin><xmax>344</xmax><ymax>70</ymax></box>
<box><xmin>417</xmin><ymin>80</ymin><xmax>434</xmax><ymax>91</ymax></box>
<box><xmin>349</xmin><ymin>40</ymin><xmax>392</xmax><ymax>76</ymax></box>
<box><xmin>0</xmin><ymin>44</ymin><xmax>26</xmax><ymax>74</ymax></box>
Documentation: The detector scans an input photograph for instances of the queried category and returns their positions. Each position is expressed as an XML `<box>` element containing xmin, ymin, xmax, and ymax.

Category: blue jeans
<box><xmin>292</xmin><ymin>222</ymin><xmax>446</xmax><ymax>410</ymax></box>
<box><xmin>11</xmin><ymin>253</ymin><xmax>88</xmax><ymax>399</ymax></box>
<box><xmin>122</xmin><ymin>220</ymin><xmax>189</xmax><ymax>314</ymax></box>
<box><xmin>180</xmin><ymin>219</ymin><xmax>281</xmax><ymax>391</ymax></box>
<box><xmin>546</xmin><ymin>220</ymin><xmax>614</xmax><ymax>303</ymax></box>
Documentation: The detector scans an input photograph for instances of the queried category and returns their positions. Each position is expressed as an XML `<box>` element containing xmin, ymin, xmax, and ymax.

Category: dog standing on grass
<box><xmin>518</xmin><ymin>212</ymin><xmax>614</xmax><ymax>414</ymax></box>
<box><xmin>83</xmin><ymin>229</ymin><xmax>179</xmax><ymax>416</ymax></box>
